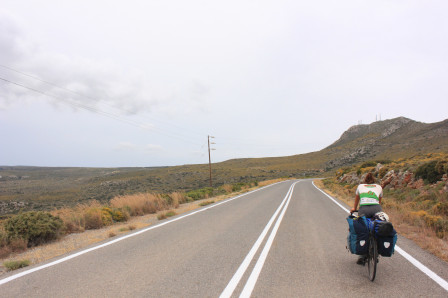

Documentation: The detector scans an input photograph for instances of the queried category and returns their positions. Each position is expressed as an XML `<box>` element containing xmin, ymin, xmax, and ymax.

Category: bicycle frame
<box><xmin>366</xmin><ymin>223</ymin><xmax>378</xmax><ymax>281</ymax></box>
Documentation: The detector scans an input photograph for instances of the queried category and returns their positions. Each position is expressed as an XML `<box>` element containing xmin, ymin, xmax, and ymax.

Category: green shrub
<box><xmin>378</xmin><ymin>167</ymin><xmax>389</xmax><ymax>179</ymax></box>
<box><xmin>0</xmin><ymin>228</ymin><xmax>10</xmax><ymax>258</ymax></box>
<box><xmin>165</xmin><ymin>211</ymin><xmax>176</xmax><ymax>217</ymax></box>
<box><xmin>4</xmin><ymin>212</ymin><xmax>64</xmax><ymax>247</ymax></box>
<box><xmin>101</xmin><ymin>210</ymin><xmax>113</xmax><ymax>226</ymax></box>
<box><xmin>157</xmin><ymin>211</ymin><xmax>176</xmax><ymax>220</ymax></box>
<box><xmin>0</xmin><ymin>228</ymin><xmax>7</xmax><ymax>247</ymax></box>
<box><xmin>3</xmin><ymin>259</ymin><xmax>30</xmax><ymax>271</ymax></box>
<box><xmin>415</xmin><ymin>161</ymin><xmax>442</xmax><ymax>184</ymax></box>
<box><xmin>360</xmin><ymin>161</ymin><xmax>377</xmax><ymax>168</ymax></box>
<box><xmin>199</xmin><ymin>200</ymin><xmax>215</xmax><ymax>206</ymax></box>
<box><xmin>186</xmin><ymin>187</ymin><xmax>214</xmax><ymax>200</ymax></box>
<box><xmin>433</xmin><ymin>202</ymin><xmax>448</xmax><ymax>216</ymax></box>
<box><xmin>435</xmin><ymin>160</ymin><xmax>448</xmax><ymax>175</ymax></box>
<box><xmin>111</xmin><ymin>209</ymin><xmax>128</xmax><ymax>222</ymax></box>
<box><xmin>232</xmin><ymin>183</ymin><xmax>246</xmax><ymax>192</ymax></box>
<box><xmin>100</xmin><ymin>206</ymin><xmax>129</xmax><ymax>224</ymax></box>
<box><xmin>157</xmin><ymin>213</ymin><xmax>167</xmax><ymax>220</ymax></box>
<box><xmin>375</xmin><ymin>159</ymin><xmax>392</xmax><ymax>165</ymax></box>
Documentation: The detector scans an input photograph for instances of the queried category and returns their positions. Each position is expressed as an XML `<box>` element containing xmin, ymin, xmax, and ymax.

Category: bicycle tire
<box><xmin>367</xmin><ymin>236</ymin><xmax>378</xmax><ymax>281</ymax></box>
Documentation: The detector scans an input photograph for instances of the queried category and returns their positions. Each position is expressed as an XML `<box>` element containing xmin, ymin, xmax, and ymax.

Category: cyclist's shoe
<box><xmin>356</xmin><ymin>256</ymin><xmax>367</xmax><ymax>266</ymax></box>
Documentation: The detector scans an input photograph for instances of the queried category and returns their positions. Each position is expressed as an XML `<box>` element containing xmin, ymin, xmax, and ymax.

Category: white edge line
<box><xmin>239</xmin><ymin>181</ymin><xmax>297</xmax><ymax>298</ymax></box>
<box><xmin>0</xmin><ymin>180</ymin><xmax>289</xmax><ymax>286</ymax></box>
<box><xmin>219</xmin><ymin>181</ymin><xmax>298</xmax><ymax>298</ymax></box>
<box><xmin>312</xmin><ymin>180</ymin><xmax>448</xmax><ymax>292</ymax></box>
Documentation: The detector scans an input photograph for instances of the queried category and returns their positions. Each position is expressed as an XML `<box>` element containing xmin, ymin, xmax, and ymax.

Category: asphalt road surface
<box><xmin>1</xmin><ymin>180</ymin><xmax>447</xmax><ymax>297</ymax></box>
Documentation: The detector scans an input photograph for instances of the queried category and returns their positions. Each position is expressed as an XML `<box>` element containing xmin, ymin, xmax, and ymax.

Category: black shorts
<box><xmin>359</xmin><ymin>204</ymin><xmax>382</xmax><ymax>218</ymax></box>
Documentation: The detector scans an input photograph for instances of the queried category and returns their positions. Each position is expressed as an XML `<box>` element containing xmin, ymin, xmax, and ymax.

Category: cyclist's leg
<box><xmin>356</xmin><ymin>255</ymin><xmax>367</xmax><ymax>265</ymax></box>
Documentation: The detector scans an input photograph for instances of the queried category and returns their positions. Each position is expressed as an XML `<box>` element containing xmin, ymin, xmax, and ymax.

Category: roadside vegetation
<box><xmin>316</xmin><ymin>152</ymin><xmax>448</xmax><ymax>262</ymax></box>
<box><xmin>0</xmin><ymin>179</ymin><xmax>284</xmax><ymax>268</ymax></box>
<box><xmin>3</xmin><ymin>259</ymin><xmax>30</xmax><ymax>271</ymax></box>
<box><xmin>0</xmin><ymin>163</ymin><xmax>315</xmax><ymax>215</ymax></box>
<box><xmin>199</xmin><ymin>201</ymin><xmax>215</xmax><ymax>207</ymax></box>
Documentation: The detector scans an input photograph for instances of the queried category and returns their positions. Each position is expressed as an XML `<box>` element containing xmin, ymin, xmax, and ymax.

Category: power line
<box><xmin>0</xmin><ymin>76</ymin><xmax>203</xmax><ymax>147</ymax></box>
<box><xmin>0</xmin><ymin>64</ymin><xmax>206</xmax><ymax>141</ymax></box>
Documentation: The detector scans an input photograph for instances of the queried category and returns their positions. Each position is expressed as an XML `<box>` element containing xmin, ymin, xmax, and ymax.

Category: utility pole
<box><xmin>208</xmin><ymin>135</ymin><xmax>216</xmax><ymax>187</ymax></box>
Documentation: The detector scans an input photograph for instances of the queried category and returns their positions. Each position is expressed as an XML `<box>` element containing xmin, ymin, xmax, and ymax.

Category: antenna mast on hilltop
<box><xmin>208</xmin><ymin>135</ymin><xmax>216</xmax><ymax>187</ymax></box>
<box><xmin>375</xmin><ymin>114</ymin><xmax>382</xmax><ymax>122</ymax></box>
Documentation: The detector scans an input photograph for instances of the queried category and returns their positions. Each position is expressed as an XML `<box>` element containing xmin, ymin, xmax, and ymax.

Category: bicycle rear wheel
<box><xmin>367</xmin><ymin>236</ymin><xmax>378</xmax><ymax>281</ymax></box>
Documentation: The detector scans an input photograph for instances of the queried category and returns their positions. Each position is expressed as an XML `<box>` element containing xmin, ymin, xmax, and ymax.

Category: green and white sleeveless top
<box><xmin>356</xmin><ymin>184</ymin><xmax>383</xmax><ymax>206</ymax></box>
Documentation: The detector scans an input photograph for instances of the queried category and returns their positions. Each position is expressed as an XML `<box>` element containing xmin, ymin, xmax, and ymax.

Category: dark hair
<box><xmin>364</xmin><ymin>173</ymin><xmax>375</xmax><ymax>184</ymax></box>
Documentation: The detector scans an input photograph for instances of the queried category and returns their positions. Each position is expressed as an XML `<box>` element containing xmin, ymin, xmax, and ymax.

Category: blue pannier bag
<box><xmin>373</xmin><ymin>219</ymin><xmax>398</xmax><ymax>257</ymax></box>
<box><xmin>346</xmin><ymin>215</ymin><xmax>369</xmax><ymax>255</ymax></box>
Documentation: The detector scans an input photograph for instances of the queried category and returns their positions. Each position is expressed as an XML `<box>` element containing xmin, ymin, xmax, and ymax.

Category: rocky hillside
<box><xmin>338</xmin><ymin>154</ymin><xmax>448</xmax><ymax>192</ymax></box>
<box><xmin>323</xmin><ymin>117</ymin><xmax>448</xmax><ymax>170</ymax></box>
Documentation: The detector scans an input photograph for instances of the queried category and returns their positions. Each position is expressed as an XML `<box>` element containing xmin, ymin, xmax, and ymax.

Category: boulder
<box><xmin>340</xmin><ymin>173</ymin><xmax>360</xmax><ymax>185</ymax></box>
<box><xmin>375</xmin><ymin>163</ymin><xmax>384</xmax><ymax>172</ymax></box>
<box><xmin>381</xmin><ymin>176</ymin><xmax>393</xmax><ymax>188</ymax></box>
<box><xmin>403</xmin><ymin>171</ymin><xmax>413</xmax><ymax>184</ymax></box>
<box><xmin>409</xmin><ymin>178</ymin><xmax>425</xmax><ymax>190</ymax></box>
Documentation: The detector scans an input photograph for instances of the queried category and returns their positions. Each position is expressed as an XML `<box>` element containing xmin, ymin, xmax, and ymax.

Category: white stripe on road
<box><xmin>312</xmin><ymin>180</ymin><xmax>448</xmax><ymax>292</ymax></box>
<box><xmin>0</xmin><ymin>181</ymin><xmax>288</xmax><ymax>286</ymax></box>
<box><xmin>239</xmin><ymin>181</ymin><xmax>298</xmax><ymax>298</ymax></box>
<box><xmin>220</xmin><ymin>181</ymin><xmax>299</xmax><ymax>298</ymax></box>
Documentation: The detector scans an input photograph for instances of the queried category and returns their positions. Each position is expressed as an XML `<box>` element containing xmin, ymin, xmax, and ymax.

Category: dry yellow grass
<box><xmin>220</xmin><ymin>184</ymin><xmax>233</xmax><ymax>193</ymax></box>
<box><xmin>111</xmin><ymin>193</ymin><xmax>168</xmax><ymax>216</ymax></box>
<box><xmin>51</xmin><ymin>200</ymin><xmax>112</xmax><ymax>233</ymax></box>
<box><xmin>170</xmin><ymin>192</ymin><xmax>187</xmax><ymax>207</ymax></box>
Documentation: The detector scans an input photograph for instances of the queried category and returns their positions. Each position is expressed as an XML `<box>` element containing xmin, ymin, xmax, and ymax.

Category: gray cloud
<box><xmin>0</xmin><ymin>11</ymin><xmax>210</xmax><ymax>117</ymax></box>
<box><xmin>1</xmin><ymin>1</ymin><xmax>447</xmax><ymax>167</ymax></box>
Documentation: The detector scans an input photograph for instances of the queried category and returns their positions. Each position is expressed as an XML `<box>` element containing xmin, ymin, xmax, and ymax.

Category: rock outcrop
<box><xmin>339</xmin><ymin>163</ymin><xmax>447</xmax><ymax>193</ymax></box>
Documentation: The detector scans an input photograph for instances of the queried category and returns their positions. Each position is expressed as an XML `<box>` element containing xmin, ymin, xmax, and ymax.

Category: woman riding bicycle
<box><xmin>350</xmin><ymin>172</ymin><xmax>383</xmax><ymax>265</ymax></box>
<box><xmin>350</xmin><ymin>172</ymin><xmax>383</xmax><ymax>217</ymax></box>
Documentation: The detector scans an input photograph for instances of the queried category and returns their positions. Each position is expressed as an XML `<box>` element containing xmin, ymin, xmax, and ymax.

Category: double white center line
<box><xmin>220</xmin><ymin>181</ymin><xmax>300</xmax><ymax>298</ymax></box>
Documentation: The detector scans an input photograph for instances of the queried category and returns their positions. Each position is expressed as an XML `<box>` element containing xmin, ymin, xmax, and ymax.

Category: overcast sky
<box><xmin>1</xmin><ymin>0</ymin><xmax>447</xmax><ymax>167</ymax></box>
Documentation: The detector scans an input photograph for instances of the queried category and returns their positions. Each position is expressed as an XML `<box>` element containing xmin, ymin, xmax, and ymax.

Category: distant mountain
<box><xmin>322</xmin><ymin>117</ymin><xmax>448</xmax><ymax>169</ymax></box>
<box><xmin>213</xmin><ymin>116</ymin><xmax>448</xmax><ymax>176</ymax></box>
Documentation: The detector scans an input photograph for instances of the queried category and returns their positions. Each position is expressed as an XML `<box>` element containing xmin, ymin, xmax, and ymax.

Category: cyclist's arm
<box><xmin>379</xmin><ymin>195</ymin><xmax>382</xmax><ymax>204</ymax></box>
<box><xmin>350</xmin><ymin>194</ymin><xmax>360</xmax><ymax>213</ymax></box>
